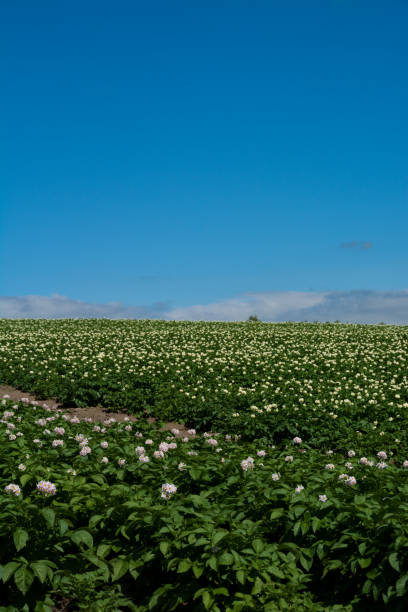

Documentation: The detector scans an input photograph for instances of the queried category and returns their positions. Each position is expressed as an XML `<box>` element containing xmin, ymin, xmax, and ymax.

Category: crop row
<box><xmin>1</xmin><ymin>396</ymin><xmax>408</xmax><ymax>610</ymax></box>
<box><xmin>1</xmin><ymin>320</ymin><xmax>408</xmax><ymax>445</ymax></box>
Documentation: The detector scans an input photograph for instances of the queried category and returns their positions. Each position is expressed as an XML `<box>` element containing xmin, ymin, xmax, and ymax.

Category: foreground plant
<box><xmin>1</xmin><ymin>319</ymin><xmax>408</xmax><ymax>609</ymax></box>
<box><xmin>0</xmin><ymin>395</ymin><xmax>408</xmax><ymax>610</ymax></box>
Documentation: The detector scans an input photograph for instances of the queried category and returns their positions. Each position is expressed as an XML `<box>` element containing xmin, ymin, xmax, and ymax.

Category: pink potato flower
<box><xmin>37</xmin><ymin>481</ymin><xmax>56</xmax><ymax>496</ymax></box>
<box><xmin>5</xmin><ymin>483</ymin><xmax>21</xmax><ymax>496</ymax></box>
<box><xmin>161</xmin><ymin>483</ymin><xmax>177</xmax><ymax>500</ymax></box>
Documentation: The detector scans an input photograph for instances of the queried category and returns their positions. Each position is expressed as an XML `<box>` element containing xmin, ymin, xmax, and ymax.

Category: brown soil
<box><xmin>0</xmin><ymin>384</ymin><xmax>193</xmax><ymax>437</ymax></box>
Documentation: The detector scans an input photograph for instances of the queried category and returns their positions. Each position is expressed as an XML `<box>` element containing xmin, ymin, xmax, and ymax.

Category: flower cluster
<box><xmin>37</xmin><ymin>480</ymin><xmax>57</xmax><ymax>496</ymax></box>
<box><xmin>5</xmin><ymin>483</ymin><xmax>21</xmax><ymax>496</ymax></box>
<box><xmin>161</xmin><ymin>483</ymin><xmax>177</xmax><ymax>500</ymax></box>
<box><xmin>240</xmin><ymin>457</ymin><xmax>255</xmax><ymax>471</ymax></box>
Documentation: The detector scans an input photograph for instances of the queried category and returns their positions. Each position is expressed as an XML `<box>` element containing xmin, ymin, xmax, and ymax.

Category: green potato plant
<box><xmin>0</xmin><ymin>320</ymin><xmax>408</xmax><ymax>609</ymax></box>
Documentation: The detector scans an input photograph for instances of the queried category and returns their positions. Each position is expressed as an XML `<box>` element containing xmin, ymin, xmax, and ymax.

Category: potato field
<box><xmin>1</xmin><ymin>319</ymin><xmax>408</xmax><ymax>610</ymax></box>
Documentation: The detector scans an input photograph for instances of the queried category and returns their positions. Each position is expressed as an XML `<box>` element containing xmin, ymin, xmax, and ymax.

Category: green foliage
<box><xmin>0</xmin><ymin>320</ymin><xmax>408</xmax><ymax>608</ymax></box>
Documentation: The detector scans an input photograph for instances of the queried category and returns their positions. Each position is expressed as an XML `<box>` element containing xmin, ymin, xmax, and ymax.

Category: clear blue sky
<box><xmin>1</xmin><ymin>0</ymin><xmax>407</xmax><ymax>317</ymax></box>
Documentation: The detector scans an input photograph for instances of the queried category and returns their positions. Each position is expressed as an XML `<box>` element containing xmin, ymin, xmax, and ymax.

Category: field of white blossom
<box><xmin>1</xmin><ymin>320</ymin><xmax>408</xmax><ymax>610</ymax></box>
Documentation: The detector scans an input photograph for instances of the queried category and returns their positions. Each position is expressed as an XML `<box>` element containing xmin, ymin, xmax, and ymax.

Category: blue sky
<box><xmin>1</xmin><ymin>1</ymin><xmax>407</xmax><ymax>322</ymax></box>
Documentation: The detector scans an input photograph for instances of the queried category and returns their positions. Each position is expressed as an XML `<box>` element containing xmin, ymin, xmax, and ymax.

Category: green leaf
<box><xmin>236</xmin><ymin>570</ymin><xmax>246</xmax><ymax>584</ymax></box>
<box><xmin>59</xmin><ymin>519</ymin><xmax>69</xmax><ymax>536</ymax></box>
<box><xmin>362</xmin><ymin>579</ymin><xmax>372</xmax><ymax>595</ymax></box>
<box><xmin>14</xmin><ymin>567</ymin><xmax>34</xmax><ymax>595</ymax></box>
<box><xmin>13</xmin><ymin>528</ymin><xmax>29</xmax><ymax>552</ymax></box>
<box><xmin>300</xmin><ymin>554</ymin><xmax>313</xmax><ymax>571</ymax></box>
<box><xmin>294</xmin><ymin>505</ymin><xmax>306</xmax><ymax>518</ymax></box>
<box><xmin>128</xmin><ymin>558</ymin><xmax>140</xmax><ymax>580</ymax></box>
<box><xmin>89</xmin><ymin>514</ymin><xmax>104</xmax><ymax>529</ymax></box>
<box><xmin>326</xmin><ymin>560</ymin><xmax>343</xmax><ymax>571</ymax></box>
<box><xmin>1</xmin><ymin>561</ymin><xmax>21</xmax><ymax>583</ymax></box>
<box><xmin>91</xmin><ymin>475</ymin><xmax>105</xmax><ymax>485</ymax></box>
<box><xmin>41</xmin><ymin>508</ymin><xmax>55</xmax><ymax>528</ymax></box>
<box><xmin>84</xmin><ymin>554</ymin><xmax>109</xmax><ymax>579</ymax></box>
<box><xmin>396</xmin><ymin>574</ymin><xmax>408</xmax><ymax>597</ymax></box>
<box><xmin>97</xmin><ymin>543</ymin><xmax>111</xmax><ymax>559</ymax></box>
<box><xmin>316</xmin><ymin>543</ymin><xmax>325</xmax><ymax>560</ymax></box>
<box><xmin>208</xmin><ymin>556</ymin><xmax>217</xmax><ymax>571</ymax></box>
<box><xmin>189</xmin><ymin>468</ymin><xmax>202</xmax><ymax>481</ymax></box>
<box><xmin>252</xmin><ymin>539</ymin><xmax>264</xmax><ymax>554</ymax></box>
<box><xmin>193</xmin><ymin>564</ymin><xmax>204</xmax><ymax>578</ymax></box>
<box><xmin>212</xmin><ymin>587</ymin><xmax>229</xmax><ymax>596</ymax></box>
<box><xmin>195</xmin><ymin>537</ymin><xmax>208</xmax><ymax>546</ymax></box>
<box><xmin>270</xmin><ymin>508</ymin><xmax>284</xmax><ymax>520</ymax></box>
<box><xmin>269</xmin><ymin>566</ymin><xmax>285</xmax><ymax>579</ymax></box>
<box><xmin>111</xmin><ymin>558</ymin><xmax>128</xmax><ymax>581</ymax></box>
<box><xmin>178</xmin><ymin>559</ymin><xmax>191</xmax><ymax>573</ymax></box>
<box><xmin>34</xmin><ymin>601</ymin><xmax>54</xmax><ymax>612</ymax></box>
<box><xmin>358</xmin><ymin>558</ymin><xmax>372</xmax><ymax>569</ymax></box>
<box><xmin>212</xmin><ymin>530</ymin><xmax>228</xmax><ymax>545</ymax></box>
<box><xmin>218</xmin><ymin>552</ymin><xmax>233</xmax><ymax>565</ymax></box>
<box><xmin>202</xmin><ymin>591</ymin><xmax>213</xmax><ymax>610</ymax></box>
<box><xmin>71</xmin><ymin>530</ymin><xmax>93</xmax><ymax>549</ymax></box>
<box><xmin>30</xmin><ymin>562</ymin><xmax>50</xmax><ymax>584</ymax></box>
<box><xmin>251</xmin><ymin>577</ymin><xmax>264</xmax><ymax>595</ymax></box>
<box><xmin>160</xmin><ymin>541</ymin><xmax>169</xmax><ymax>555</ymax></box>
<box><xmin>20</xmin><ymin>474</ymin><xmax>31</xmax><ymax>487</ymax></box>
<box><xmin>389</xmin><ymin>552</ymin><xmax>400</xmax><ymax>572</ymax></box>
<box><xmin>301</xmin><ymin>518</ymin><xmax>310</xmax><ymax>536</ymax></box>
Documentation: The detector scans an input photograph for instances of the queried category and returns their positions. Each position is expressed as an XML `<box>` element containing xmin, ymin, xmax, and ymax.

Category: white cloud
<box><xmin>0</xmin><ymin>294</ymin><xmax>167</xmax><ymax>319</ymax></box>
<box><xmin>168</xmin><ymin>291</ymin><xmax>326</xmax><ymax>322</ymax></box>
<box><xmin>168</xmin><ymin>290</ymin><xmax>408</xmax><ymax>324</ymax></box>
<box><xmin>286</xmin><ymin>290</ymin><xmax>408</xmax><ymax>324</ymax></box>
<box><xmin>1</xmin><ymin>290</ymin><xmax>408</xmax><ymax>324</ymax></box>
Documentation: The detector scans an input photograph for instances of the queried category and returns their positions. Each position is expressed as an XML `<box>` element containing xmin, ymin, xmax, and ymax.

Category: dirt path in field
<box><xmin>0</xmin><ymin>384</ymin><xmax>193</xmax><ymax>437</ymax></box>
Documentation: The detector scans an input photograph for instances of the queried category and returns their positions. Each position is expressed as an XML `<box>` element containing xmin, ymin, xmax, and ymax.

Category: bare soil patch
<box><xmin>0</xmin><ymin>384</ymin><xmax>193</xmax><ymax>437</ymax></box>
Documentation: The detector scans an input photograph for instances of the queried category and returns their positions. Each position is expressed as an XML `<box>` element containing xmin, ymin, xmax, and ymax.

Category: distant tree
<box><xmin>247</xmin><ymin>314</ymin><xmax>260</xmax><ymax>322</ymax></box>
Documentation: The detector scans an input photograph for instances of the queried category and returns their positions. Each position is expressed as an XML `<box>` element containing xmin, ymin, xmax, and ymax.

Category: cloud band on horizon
<box><xmin>1</xmin><ymin>291</ymin><xmax>408</xmax><ymax>325</ymax></box>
